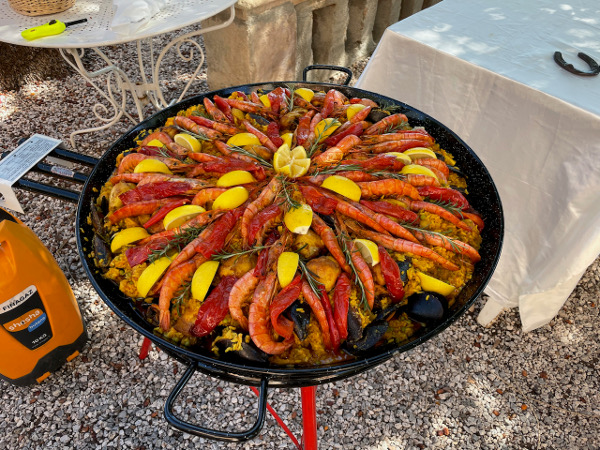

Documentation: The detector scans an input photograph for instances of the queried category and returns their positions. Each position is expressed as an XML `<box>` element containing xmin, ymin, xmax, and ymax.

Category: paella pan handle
<box><xmin>302</xmin><ymin>64</ymin><xmax>353</xmax><ymax>85</ymax></box>
<box><xmin>163</xmin><ymin>363</ymin><xmax>269</xmax><ymax>442</ymax></box>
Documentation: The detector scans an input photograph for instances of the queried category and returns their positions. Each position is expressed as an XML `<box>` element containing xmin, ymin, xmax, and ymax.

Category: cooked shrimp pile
<box><xmin>91</xmin><ymin>86</ymin><xmax>484</xmax><ymax>365</ymax></box>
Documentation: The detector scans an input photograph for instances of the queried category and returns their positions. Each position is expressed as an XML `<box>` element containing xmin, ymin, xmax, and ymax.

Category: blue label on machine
<box><xmin>28</xmin><ymin>313</ymin><xmax>47</xmax><ymax>332</ymax></box>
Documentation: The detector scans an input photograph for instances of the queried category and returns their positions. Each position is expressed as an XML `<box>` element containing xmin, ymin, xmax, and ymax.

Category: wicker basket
<box><xmin>8</xmin><ymin>0</ymin><xmax>75</xmax><ymax>16</ymax></box>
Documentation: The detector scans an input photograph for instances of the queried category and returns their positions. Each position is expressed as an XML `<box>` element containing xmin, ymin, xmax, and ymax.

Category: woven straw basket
<box><xmin>8</xmin><ymin>0</ymin><xmax>75</xmax><ymax>16</ymax></box>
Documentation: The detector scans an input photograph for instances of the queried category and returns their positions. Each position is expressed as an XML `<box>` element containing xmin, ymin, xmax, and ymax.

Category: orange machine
<box><xmin>0</xmin><ymin>208</ymin><xmax>87</xmax><ymax>385</ymax></box>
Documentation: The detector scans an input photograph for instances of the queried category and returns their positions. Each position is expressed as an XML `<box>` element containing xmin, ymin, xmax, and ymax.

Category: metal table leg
<box><xmin>58</xmin><ymin>5</ymin><xmax>235</xmax><ymax>149</ymax></box>
<box><xmin>301</xmin><ymin>386</ymin><xmax>318</xmax><ymax>450</ymax></box>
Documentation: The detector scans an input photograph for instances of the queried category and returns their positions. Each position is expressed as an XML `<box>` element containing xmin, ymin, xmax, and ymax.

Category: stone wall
<box><xmin>202</xmin><ymin>0</ymin><xmax>442</xmax><ymax>89</ymax></box>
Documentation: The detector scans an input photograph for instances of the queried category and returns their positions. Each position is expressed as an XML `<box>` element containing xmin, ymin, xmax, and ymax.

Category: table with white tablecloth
<box><xmin>356</xmin><ymin>0</ymin><xmax>600</xmax><ymax>332</ymax></box>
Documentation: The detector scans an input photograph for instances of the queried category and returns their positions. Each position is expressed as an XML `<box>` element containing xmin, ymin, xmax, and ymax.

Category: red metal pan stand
<box><xmin>139</xmin><ymin>337</ymin><xmax>319</xmax><ymax>450</ymax></box>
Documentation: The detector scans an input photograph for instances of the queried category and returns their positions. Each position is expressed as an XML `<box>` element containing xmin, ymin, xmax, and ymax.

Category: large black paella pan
<box><xmin>75</xmin><ymin>72</ymin><xmax>503</xmax><ymax>440</ymax></box>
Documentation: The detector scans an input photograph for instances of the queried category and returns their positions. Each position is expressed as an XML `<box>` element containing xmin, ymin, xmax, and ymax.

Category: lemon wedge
<box><xmin>191</xmin><ymin>260</ymin><xmax>220</xmax><ymax>301</ymax></box>
<box><xmin>259</xmin><ymin>94</ymin><xmax>271</xmax><ymax>108</ymax></box>
<box><xmin>174</xmin><ymin>133</ymin><xmax>201</xmax><ymax>152</ymax></box>
<box><xmin>110</xmin><ymin>227</ymin><xmax>149</xmax><ymax>253</ymax></box>
<box><xmin>163</xmin><ymin>205</ymin><xmax>205</xmax><ymax>231</ymax></box>
<box><xmin>284</xmin><ymin>204</ymin><xmax>313</xmax><ymax>235</ymax></box>
<box><xmin>294</xmin><ymin>88</ymin><xmax>314</xmax><ymax>102</ymax></box>
<box><xmin>212</xmin><ymin>186</ymin><xmax>249</xmax><ymax>210</ymax></box>
<box><xmin>133</xmin><ymin>159</ymin><xmax>173</xmax><ymax>175</ymax></box>
<box><xmin>416</xmin><ymin>272</ymin><xmax>456</xmax><ymax>296</ymax></box>
<box><xmin>347</xmin><ymin>104</ymin><xmax>367</xmax><ymax>120</ymax></box>
<box><xmin>354</xmin><ymin>239</ymin><xmax>380</xmax><ymax>266</ymax></box>
<box><xmin>216</xmin><ymin>170</ymin><xmax>257</xmax><ymax>187</ymax></box>
<box><xmin>386</xmin><ymin>152</ymin><xmax>413</xmax><ymax>165</ymax></box>
<box><xmin>403</xmin><ymin>148</ymin><xmax>437</xmax><ymax>160</ymax></box>
<box><xmin>314</xmin><ymin>118</ymin><xmax>340</xmax><ymax>141</ymax></box>
<box><xmin>227</xmin><ymin>133</ymin><xmax>261</xmax><ymax>147</ymax></box>
<box><xmin>321</xmin><ymin>175</ymin><xmax>361</xmax><ymax>202</ymax></box>
<box><xmin>136</xmin><ymin>256</ymin><xmax>172</xmax><ymax>297</ymax></box>
<box><xmin>273</xmin><ymin>144</ymin><xmax>311</xmax><ymax>178</ymax></box>
<box><xmin>384</xmin><ymin>198</ymin><xmax>410</xmax><ymax>209</ymax></box>
<box><xmin>231</xmin><ymin>108</ymin><xmax>245</xmax><ymax>122</ymax></box>
<box><xmin>277</xmin><ymin>252</ymin><xmax>299</xmax><ymax>288</ymax></box>
<box><xmin>401</xmin><ymin>165</ymin><xmax>439</xmax><ymax>181</ymax></box>
<box><xmin>145</xmin><ymin>139</ymin><xmax>165</xmax><ymax>147</ymax></box>
<box><xmin>281</xmin><ymin>132</ymin><xmax>293</xmax><ymax>147</ymax></box>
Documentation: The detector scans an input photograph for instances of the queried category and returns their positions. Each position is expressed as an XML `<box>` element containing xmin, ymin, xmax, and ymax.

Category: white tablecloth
<box><xmin>356</xmin><ymin>0</ymin><xmax>600</xmax><ymax>332</ymax></box>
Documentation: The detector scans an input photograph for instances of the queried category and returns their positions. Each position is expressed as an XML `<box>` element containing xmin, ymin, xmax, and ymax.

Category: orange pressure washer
<box><xmin>0</xmin><ymin>208</ymin><xmax>87</xmax><ymax>386</ymax></box>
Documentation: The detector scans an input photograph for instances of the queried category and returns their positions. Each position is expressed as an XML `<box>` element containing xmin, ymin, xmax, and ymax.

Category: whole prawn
<box><xmin>228</xmin><ymin>270</ymin><xmax>259</xmax><ymax>330</ymax></box>
<box><xmin>357</xmin><ymin>179</ymin><xmax>422</xmax><ymax>201</ymax></box>
<box><xmin>241</xmin><ymin>177</ymin><xmax>281</xmax><ymax>248</ymax></box>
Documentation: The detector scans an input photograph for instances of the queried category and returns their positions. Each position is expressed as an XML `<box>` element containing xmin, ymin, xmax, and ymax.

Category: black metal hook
<box><xmin>553</xmin><ymin>51</ymin><xmax>600</xmax><ymax>77</ymax></box>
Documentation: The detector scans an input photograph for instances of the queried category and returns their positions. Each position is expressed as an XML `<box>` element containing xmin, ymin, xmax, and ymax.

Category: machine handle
<box><xmin>302</xmin><ymin>64</ymin><xmax>353</xmax><ymax>85</ymax></box>
<box><xmin>163</xmin><ymin>363</ymin><xmax>268</xmax><ymax>442</ymax></box>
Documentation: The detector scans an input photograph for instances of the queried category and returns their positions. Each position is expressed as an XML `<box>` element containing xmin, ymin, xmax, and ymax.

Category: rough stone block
<box><xmin>346</xmin><ymin>0</ymin><xmax>378</xmax><ymax>62</ymax></box>
<box><xmin>202</xmin><ymin>1</ymin><xmax>297</xmax><ymax>89</ymax></box>
<box><xmin>373</xmin><ymin>0</ymin><xmax>403</xmax><ymax>42</ymax></box>
<box><xmin>400</xmin><ymin>0</ymin><xmax>425</xmax><ymax>19</ymax></box>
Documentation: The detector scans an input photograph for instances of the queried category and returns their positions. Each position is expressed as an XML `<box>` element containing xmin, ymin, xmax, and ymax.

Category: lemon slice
<box><xmin>174</xmin><ymin>133</ymin><xmax>201</xmax><ymax>152</ymax></box>
<box><xmin>259</xmin><ymin>94</ymin><xmax>271</xmax><ymax>108</ymax></box>
<box><xmin>294</xmin><ymin>88</ymin><xmax>314</xmax><ymax>102</ymax></box>
<box><xmin>110</xmin><ymin>227</ymin><xmax>150</xmax><ymax>253</ymax></box>
<box><xmin>401</xmin><ymin>165</ymin><xmax>439</xmax><ymax>181</ymax></box>
<box><xmin>145</xmin><ymin>139</ymin><xmax>165</xmax><ymax>147</ymax></box>
<box><xmin>416</xmin><ymin>272</ymin><xmax>456</xmax><ymax>296</ymax></box>
<box><xmin>277</xmin><ymin>252</ymin><xmax>299</xmax><ymax>288</ymax></box>
<box><xmin>227</xmin><ymin>133</ymin><xmax>261</xmax><ymax>147</ymax></box>
<box><xmin>354</xmin><ymin>239</ymin><xmax>380</xmax><ymax>266</ymax></box>
<box><xmin>347</xmin><ymin>104</ymin><xmax>367</xmax><ymax>120</ymax></box>
<box><xmin>212</xmin><ymin>186</ymin><xmax>249</xmax><ymax>210</ymax></box>
<box><xmin>191</xmin><ymin>260</ymin><xmax>220</xmax><ymax>301</ymax></box>
<box><xmin>281</xmin><ymin>132</ymin><xmax>293</xmax><ymax>147</ymax></box>
<box><xmin>321</xmin><ymin>175</ymin><xmax>361</xmax><ymax>202</ymax></box>
<box><xmin>163</xmin><ymin>205</ymin><xmax>206</xmax><ymax>231</ymax></box>
<box><xmin>136</xmin><ymin>256</ymin><xmax>171</xmax><ymax>297</ymax></box>
<box><xmin>273</xmin><ymin>144</ymin><xmax>311</xmax><ymax>178</ymax></box>
<box><xmin>404</xmin><ymin>148</ymin><xmax>437</xmax><ymax>160</ymax></box>
<box><xmin>216</xmin><ymin>170</ymin><xmax>257</xmax><ymax>187</ymax></box>
<box><xmin>386</xmin><ymin>152</ymin><xmax>413</xmax><ymax>165</ymax></box>
<box><xmin>314</xmin><ymin>118</ymin><xmax>340</xmax><ymax>141</ymax></box>
<box><xmin>133</xmin><ymin>159</ymin><xmax>173</xmax><ymax>174</ymax></box>
<box><xmin>284</xmin><ymin>204</ymin><xmax>313</xmax><ymax>235</ymax></box>
<box><xmin>231</xmin><ymin>108</ymin><xmax>245</xmax><ymax>122</ymax></box>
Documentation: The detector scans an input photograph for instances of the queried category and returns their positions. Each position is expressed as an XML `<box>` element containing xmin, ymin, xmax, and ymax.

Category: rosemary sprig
<box><xmin>228</xmin><ymin>144</ymin><xmax>273</xmax><ymax>168</ymax></box>
<box><xmin>298</xmin><ymin>258</ymin><xmax>322</xmax><ymax>299</ymax></box>
<box><xmin>403</xmin><ymin>224</ymin><xmax>460</xmax><ymax>252</ymax></box>
<box><xmin>368</xmin><ymin>170</ymin><xmax>407</xmax><ymax>180</ymax></box>
<box><xmin>148</xmin><ymin>225</ymin><xmax>206</xmax><ymax>263</ymax></box>
<box><xmin>277</xmin><ymin>175</ymin><xmax>301</xmax><ymax>210</ymax></box>
<box><xmin>190</xmin><ymin>109</ymin><xmax>211</xmax><ymax>120</ymax></box>
<box><xmin>211</xmin><ymin>244</ymin><xmax>273</xmax><ymax>262</ymax></box>
<box><xmin>311</xmin><ymin>163</ymin><xmax>363</xmax><ymax>177</ymax></box>
<box><xmin>284</xmin><ymin>83</ymin><xmax>296</xmax><ymax>111</ymax></box>
<box><xmin>173</xmin><ymin>281</ymin><xmax>192</xmax><ymax>317</ymax></box>
<box><xmin>174</xmin><ymin>125</ymin><xmax>210</xmax><ymax>141</ymax></box>
<box><xmin>307</xmin><ymin>118</ymin><xmax>341</xmax><ymax>157</ymax></box>
<box><xmin>426</xmin><ymin>198</ymin><xmax>466</xmax><ymax>218</ymax></box>
<box><xmin>338</xmin><ymin>231</ymin><xmax>369</xmax><ymax>310</ymax></box>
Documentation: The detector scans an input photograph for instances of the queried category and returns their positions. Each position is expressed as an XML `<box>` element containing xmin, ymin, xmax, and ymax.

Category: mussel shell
<box><xmin>405</xmin><ymin>291</ymin><xmax>448</xmax><ymax>324</ymax></box>
<box><xmin>288</xmin><ymin>300</ymin><xmax>310</xmax><ymax>341</ymax></box>
<box><xmin>396</xmin><ymin>258</ymin><xmax>411</xmax><ymax>284</ymax></box>
<box><xmin>375</xmin><ymin>303</ymin><xmax>403</xmax><ymax>322</ymax></box>
<box><xmin>248</xmin><ymin>113</ymin><xmax>270</xmax><ymax>127</ymax></box>
<box><xmin>448</xmin><ymin>164</ymin><xmax>467</xmax><ymax>179</ymax></box>
<box><xmin>367</xmin><ymin>108</ymin><xmax>390</xmax><ymax>123</ymax></box>
<box><xmin>343</xmin><ymin>322</ymin><xmax>389</xmax><ymax>356</ymax></box>
<box><xmin>92</xmin><ymin>234</ymin><xmax>111</xmax><ymax>269</ymax></box>
<box><xmin>317</xmin><ymin>212</ymin><xmax>335</xmax><ymax>229</ymax></box>
<box><xmin>214</xmin><ymin>338</ymin><xmax>269</xmax><ymax>363</ymax></box>
<box><xmin>346</xmin><ymin>304</ymin><xmax>364</xmax><ymax>342</ymax></box>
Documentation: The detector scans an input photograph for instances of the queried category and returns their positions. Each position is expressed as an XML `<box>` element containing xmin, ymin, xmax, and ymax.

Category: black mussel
<box><xmin>317</xmin><ymin>212</ymin><xmax>335</xmax><ymax>229</ymax></box>
<box><xmin>396</xmin><ymin>258</ymin><xmax>411</xmax><ymax>283</ymax></box>
<box><xmin>375</xmin><ymin>303</ymin><xmax>403</xmax><ymax>322</ymax></box>
<box><xmin>288</xmin><ymin>300</ymin><xmax>310</xmax><ymax>341</ymax></box>
<box><xmin>99</xmin><ymin>195</ymin><xmax>109</xmax><ymax>216</ymax></box>
<box><xmin>90</xmin><ymin>203</ymin><xmax>107</xmax><ymax>238</ymax></box>
<box><xmin>214</xmin><ymin>337</ymin><xmax>269</xmax><ymax>363</ymax></box>
<box><xmin>92</xmin><ymin>234</ymin><xmax>111</xmax><ymax>269</ymax></box>
<box><xmin>248</xmin><ymin>113</ymin><xmax>270</xmax><ymax>127</ymax></box>
<box><xmin>367</xmin><ymin>108</ymin><xmax>390</xmax><ymax>123</ymax></box>
<box><xmin>343</xmin><ymin>322</ymin><xmax>389</xmax><ymax>355</ymax></box>
<box><xmin>346</xmin><ymin>304</ymin><xmax>364</xmax><ymax>342</ymax></box>
<box><xmin>145</xmin><ymin>304</ymin><xmax>160</xmax><ymax>327</ymax></box>
<box><xmin>448</xmin><ymin>165</ymin><xmax>467</xmax><ymax>179</ymax></box>
<box><xmin>404</xmin><ymin>292</ymin><xmax>448</xmax><ymax>324</ymax></box>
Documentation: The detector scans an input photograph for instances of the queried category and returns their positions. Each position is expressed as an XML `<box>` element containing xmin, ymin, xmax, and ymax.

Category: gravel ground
<box><xmin>1</xmin><ymin>30</ymin><xmax>599</xmax><ymax>450</ymax></box>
